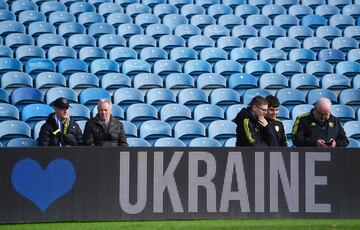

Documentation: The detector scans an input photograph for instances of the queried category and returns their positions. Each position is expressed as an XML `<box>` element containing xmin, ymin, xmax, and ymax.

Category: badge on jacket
<box><xmin>275</xmin><ymin>125</ymin><xmax>280</xmax><ymax>132</ymax></box>
<box><xmin>311</xmin><ymin>122</ymin><xmax>316</xmax><ymax>127</ymax></box>
<box><xmin>329</xmin><ymin>122</ymin><xmax>334</xmax><ymax>128</ymax></box>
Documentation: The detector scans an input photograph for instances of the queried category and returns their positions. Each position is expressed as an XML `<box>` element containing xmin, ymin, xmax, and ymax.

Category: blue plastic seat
<box><xmin>190</xmin><ymin>14</ymin><xmax>215</xmax><ymax>29</ymax></box>
<box><xmin>48</xmin><ymin>46</ymin><xmax>76</xmax><ymax>63</ymax></box>
<box><xmin>181</xmin><ymin>4</ymin><xmax>205</xmax><ymax>19</ymax></box>
<box><xmin>210</xmin><ymin>88</ymin><xmax>240</xmax><ymax>110</ymax></box>
<box><xmin>89</xmin><ymin>0</ymin><xmax>112</xmax><ymax>8</ymax></box>
<box><xmin>259</xmin><ymin>48</ymin><xmax>286</xmax><ymax>63</ymax></box>
<box><xmin>160</xmin><ymin>103</ymin><xmax>192</xmax><ymax>128</ymax></box>
<box><xmin>0</xmin><ymin>10</ymin><xmax>15</xmax><ymax>22</ymax></box>
<box><xmin>339</xmin><ymin>89</ymin><xmax>360</xmax><ymax>107</ymax></box>
<box><xmin>283</xmin><ymin>119</ymin><xmax>295</xmax><ymax>138</ymax></box>
<box><xmin>153</xmin><ymin>4</ymin><xmax>178</xmax><ymax>19</ymax></box>
<box><xmin>228</xmin><ymin>73</ymin><xmax>257</xmax><ymax>96</ymax></box>
<box><xmin>348</xmin><ymin>138</ymin><xmax>360</xmax><ymax>148</ymax></box>
<box><xmin>274</xmin><ymin>14</ymin><xmax>299</xmax><ymax>29</ymax></box>
<box><xmin>289</xmin><ymin>4</ymin><xmax>313</xmax><ymax>20</ymax></box>
<box><xmin>243</xmin><ymin>88</ymin><xmax>271</xmax><ymax>105</ymax></box>
<box><xmin>79</xmin><ymin>88</ymin><xmax>111</xmax><ymax>110</ymax></box>
<box><xmin>60</xmin><ymin>0</ymin><xmax>81</xmax><ymax>7</ymax></box>
<box><xmin>93</xmin><ymin>103</ymin><xmax>124</xmax><ymax>120</ymax></box>
<box><xmin>113</xmin><ymin>88</ymin><xmax>144</xmax><ymax>110</ymax></box>
<box><xmin>101</xmin><ymin>73</ymin><xmax>131</xmax><ymax>95</ymax></box>
<box><xmin>107</xmin><ymin>13</ymin><xmax>132</xmax><ymax>27</ymax></box>
<box><xmin>40</xmin><ymin>1</ymin><xmax>66</xmax><ymax>16</ymax></box>
<box><xmin>315</xmin><ymin>5</ymin><xmax>339</xmax><ymax>19</ymax></box>
<box><xmin>69</xmin><ymin>2</ymin><xmax>95</xmax><ymax>17</ymax></box>
<box><xmin>230</xmin><ymin>48</ymin><xmax>256</xmax><ymax>64</ymax></box>
<box><xmin>306</xmin><ymin>61</ymin><xmax>333</xmax><ymax>77</ymax></box>
<box><xmin>225</xmin><ymin>104</ymin><xmax>247</xmax><ymax>121</ymax></box>
<box><xmin>162</xmin><ymin>14</ymin><xmax>187</xmax><ymax>32</ymax></box>
<box><xmin>46</xmin><ymin>87</ymin><xmax>78</xmax><ymax>105</ymax></box>
<box><xmin>146</xmin><ymin>24</ymin><xmax>171</xmax><ymax>39</ymax></box>
<box><xmin>232</xmin><ymin>25</ymin><xmax>257</xmax><ymax>40</ymax></box>
<box><xmin>0</xmin><ymin>120</ymin><xmax>31</xmax><ymax>144</ymax></box>
<box><xmin>214</xmin><ymin>60</ymin><xmax>242</xmax><ymax>78</ymax></box>
<box><xmin>184</xmin><ymin>60</ymin><xmax>212</xmax><ymax>78</ymax></box>
<box><xmin>174</xmin><ymin>24</ymin><xmax>201</xmax><ymax>39</ymax></box>
<box><xmin>16</xmin><ymin>45</ymin><xmax>44</xmax><ymax>63</ymax></box>
<box><xmin>126</xmin><ymin>3</ymin><xmax>151</xmax><ymax>18</ymax></box>
<box><xmin>122</xmin><ymin>120</ymin><xmax>138</xmax><ymax>138</ymax></box>
<box><xmin>276</xmin><ymin>88</ymin><xmax>306</xmax><ymax>109</ymax></box>
<box><xmin>245</xmin><ymin>37</ymin><xmax>271</xmax><ymax>52</ymax></box>
<box><xmin>235</xmin><ymin>5</ymin><xmax>259</xmax><ymax>19</ymax></box>
<box><xmin>273</xmin><ymin>37</ymin><xmax>300</xmax><ymax>53</ymax></box>
<box><xmin>58</xmin><ymin>22</ymin><xmax>85</xmax><ymax>39</ymax></box>
<box><xmin>244</xmin><ymin>60</ymin><xmax>272</xmax><ymax>77</ymax></box>
<box><xmin>328</xmin><ymin>0</ymin><xmax>351</xmax><ymax>10</ymax></box>
<box><xmin>260</xmin><ymin>26</ymin><xmax>286</xmax><ymax>41</ymax></box>
<box><xmin>118</xmin><ymin>23</ymin><xmax>143</xmax><ymax>38</ymax></box>
<box><xmin>197</xmin><ymin>73</ymin><xmax>226</xmax><ymax>95</ymax></box>
<box><xmin>58</xmin><ymin>59</ymin><xmax>88</xmax><ymax>78</ymax></box>
<box><xmin>32</xmin><ymin>120</ymin><xmax>44</xmax><ymax>140</ymax></box>
<box><xmin>146</xmin><ymin>88</ymin><xmax>176</xmax><ymax>111</ymax></box>
<box><xmin>140</xmin><ymin>47</ymin><xmax>167</xmax><ymax>63</ymax></box>
<box><xmin>208</xmin><ymin>4</ymin><xmax>232</xmax><ymax>19</ymax></box>
<box><xmin>291</xmin><ymin>104</ymin><xmax>314</xmax><ymax>120</ymax></box>
<box><xmin>200</xmin><ymin>47</ymin><xmax>227</xmax><ymax>63</ymax></box>
<box><xmin>135</xmin><ymin>13</ymin><xmax>160</xmax><ymax>28</ymax></box>
<box><xmin>140</xmin><ymin>120</ymin><xmax>172</xmax><ymax>144</ymax></box>
<box><xmin>78</xmin><ymin>12</ymin><xmax>104</xmax><ymax>28</ymax></box>
<box><xmin>154</xmin><ymin>137</ymin><xmax>185</xmax><ymax>147</ymax></box>
<box><xmin>37</xmin><ymin>34</ymin><xmax>65</xmax><ymax>51</ymax></box>
<box><xmin>68</xmin><ymin>73</ymin><xmax>99</xmax><ymax>93</ymax></box>
<box><xmin>7</xmin><ymin>137</ymin><xmax>38</xmax><ymax>147</ymax></box>
<box><xmin>0</xmin><ymin>103</ymin><xmax>19</xmax><ymax>121</ymax></box>
<box><xmin>332</xmin><ymin>37</ymin><xmax>359</xmax><ymax>53</ymax></box>
<box><xmin>321</xmin><ymin>74</ymin><xmax>350</xmax><ymax>91</ymax></box>
<box><xmin>18</xmin><ymin>10</ymin><xmax>45</xmax><ymax>26</ymax></box>
<box><xmin>28</xmin><ymin>22</ymin><xmax>55</xmax><ymax>39</ymax></box>
<box><xmin>303</xmin><ymin>37</ymin><xmax>330</xmax><ymax>52</ymax></box>
<box><xmin>1</xmin><ymin>72</ymin><xmax>32</xmax><ymax>93</ymax></box>
<box><xmin>262</xmin><ymin>4</ymin><xmax>285</xmax><ymax>19</ymax></box>
<box><xmin>78</xmin><ymin>47</ymin><xmax>106</xmax><ymax>63</ymax></box>
<box><xmin>275</xmin><ymin>60</ymin><xmax>303</xmax><ymax>77</ymax></box>
<box><xmin>68</xmin><ymin>34</ymin><xmax>95</xmax><ymax>50</ymax></box>
<box><xmin>0</xmin><ymin>20</ymin><xmax>24</xmax><ymax>39</ymax></box>
<box><xmin>127</xmin><ymin>137</ymin><xmax>151</xmax><ymax>147</ymax></box>
<box><xmin>344</xmin><ymin>26</ymin><xmax>360</xmax><ymax>41</ymax></box>
<box><xmin>178</xmin><ymin>88</ymin><xmax>208</xmax><ymax>111</ymax></box>
<box><xmin>169</xmin><ymin>47</ymin><xmax>197</xmax><ymax>64</ymax></box>
<box><xmin>21</xmin><ymin>104</ymin><xmax>53</xmax><ymax>128</ymax></box>
<box><xmin>208</xmin><ymin>120</ymin><xmax>236</xmax><ymax>145</ymax></box>
<box><xmin>336</xmin><ymin>61</ymin><xmax>360</xmax><ymax>78</ymax></box>
<box><xmin>291</xmin><ymin>74</ymin><xmax>319</xmax><ymax>91</ymax></box>
<box><xmin>122</xmin><ymin>59</ymin><xmax>150</xmax><ymax>78</ymax></box>
<box><xmin>307</xmin><ymin>89</ymin><xmax>337</xmax><ymax>104</ymax></box>
<box><xmin>159</xmin><ymin>35</ymin><xmax>185</xmax><ymax>51</ymax></box>
<box><xmin>224</xmin><ymin>137</ymin><xmax>236</xmax><ymax>147</ymax></box>
<box><xmin>316</xmin><ymin>26</ymin><xmax>341</xmax><ymax>41</ymax></box>
<box><xmin>153</xmin><ymin>60</ymin><xmax>181</xmax><ymax>78</ymax></box>
<box><xmin>330</xmin><ymin>14</ymin><xmax>354</xmax><ymax>30</ymax></box>
<box><xmin>188</xmin><ymin>35</ymin><xmax>214</xmax><ymax>51</ymax></box>
<box><xmin>218</xmin><ymin>15</ymin><xmax>243</xmax><ymax>30</ymax></box>
<box><xmin>25</xmin><ymin>58</ymin><xmax>55</xmax><ymax>76</ymax></box>
<box><xmin>11</xmin><ymin>0</ymin><xmax>36</xmax><ymax>15</ymax></box>
<box><xmin>90</xmin><ymin>59</ymin><xmax>119</xmax><ymax>77</ymax></box>
<box><xmin>99</xmin><ymin>2</ymin><xmax>123</xmax><ymax>17</ymax></box>
<box><xmin>217</xmin><ymin>36</ymin><xmax>242</xmax><ymax>52</ymax></box>
<box><xmin>0</xmin><ymin>46</ymin><xmax>11</xmax><ymax>58</ymax></box>
<box><xmin>133</xmin><ymin>73</ymin><xmax>162</xmax><ymax>92</ymax></box>
<box><xmin>48</xmin><ymin>11</ymin><xmax>75</xmax><ymax>27</ymax></box>
<box><xmin>109</xmin><ymin>47</ymin><xmax>137</xmax><ymax>63</ymax></box>
<box><xmin>259</xmin><ymin>73</ymin><xmax>288</xmax><ymax>90</ymax></box>
<box><xmin>246</xmin><ymin>14</ymin><xmax>270</xmax><ymax>29</ymax></box>
<box><xmin>126</xmin><ymin>103</ymin><xmax>157</xmax><ymax>128</ymax></box>
<box><xmin>318</xmin><ymin>49</ymin><xmax>345</xmax><ymax>64</ymax></box>
<box><xmin>343</xmin><ymin>4</ymin><xmax>360</xmax><ymax>18</ymax></box>
<box><xmin>88</xmin><ymin>22</ymin><xmax>115</xmax><ymax>39</ymax></box>
<box><xmin>331</xmin><ymin>104</ymin><xmax>355</xmax><ymax>122</ymax></box>
<box><xmin>344</xmin><ymin>121</ymin><xmax>360</xmax><ymax>140</ymax></box>
<box><xmin>288</xmin><ymin>25</ymin><xmax>314</xmax><ymax>41</ymax></box>
<box><xmin>174</xmin><ymin>120</ymin><xmax>205</xmax><ymax>145</ymax></box>
<box><xmin>188</xmin><ymin>137</ymin><xmax>221</xmax><ymax>147</ymax></box>
<box><xmin>35</xmin><ymin>72</ymin><xmax>67</xmax><ymax>93</ymax></box>
<box><xmin>11</xmin><ymin>88</ymin><xmax>43</xmax><ymax>110</ymax></box>
<box><xmin>0</xmin><ymin>88</ymin><xmax>8</xmax><ymax>103</ymax></box>
<box><xmin>301</xmin><ymin>15</ymin><xmax>326</xmax><ymax>29</ymax></box>
<box><xmin>288</xmin><ymin>48</ymin><xmax>315</xmax><ymax>64</ymax></box>
<box><xmin>98</xmin><ymin>34</ymin><xmax>125</xmax><ymax>51</ymax></box>
<box><xmin>196</xmin><ymin>0</ymin><xmax>220</xmax><ymax>9</ymax></box>
<box><xmin>194</xmin><ymin>104</ymin><xmax>224</xmax><ymax>128</ymax></box>
<box><xmin>129</xmin><ymin>35</ymin><xmax>156</xmax><ymax>50</ymax></box>
<box><xmin>0</xmin><ymin>58</ymin><xmax>22</xmax><ymax>74</ymax></box>
<box><xmin>248</xmin><ymin>0</ymin><xmax>271</xmax><ymax>9</ymax></box>
<box><xmin>165</xmin><ymin>73</ymin><xmax>195</xmax><ymax>93</ymax></box>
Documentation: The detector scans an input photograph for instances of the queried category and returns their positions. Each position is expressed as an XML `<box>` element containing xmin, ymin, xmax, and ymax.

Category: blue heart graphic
<box><xmin>11</xmin><ymin>158</ymin><xmax>76</xmax><ymax>212</ymax></box>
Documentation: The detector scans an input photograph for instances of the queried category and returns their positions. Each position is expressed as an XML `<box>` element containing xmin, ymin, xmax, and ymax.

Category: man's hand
<box><xmin>316</xmin><ymin>139</ymin><xmax>327</xmax><ymax>147</ymax></box>
<box><xmin>258</xmin><ymin>116</ymin><xmax>268</xmax><ymax>127</ymax></box>
<box><xmin>331</xmin><ymin>139</ymin><xmax>336</xmax><ymax>147</ymax></box>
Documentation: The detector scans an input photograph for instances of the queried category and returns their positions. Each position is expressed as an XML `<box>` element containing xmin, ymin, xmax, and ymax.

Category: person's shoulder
<box><xmin>295</xmin><ymin>111</ymin><xmax>311</xmax><ymax>121</ymax></box>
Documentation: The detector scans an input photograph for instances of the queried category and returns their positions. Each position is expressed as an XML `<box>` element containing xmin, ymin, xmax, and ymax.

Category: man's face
<box><xmin>266</xmin><ymin>106</ymin><xmax>279</xmax><ymax>120</ymax></box>
<box><xmin>314</xmin><ymin>105</ymin><xmax>331</xmax><ymax>123</ymax></box>
<box><xmin>55</xmin><ymin>107</ymin><xmax>68</xmax><ymax>120</ymax></box>
<box><xmin>98</xmin><ymin>102</ymin><xmax>112</xmax><ymax>122</ymax></box>
<box><xmin>252</xmin><ymin>104</ymin><xmax>268</xmax><ymax>118</ymax></box>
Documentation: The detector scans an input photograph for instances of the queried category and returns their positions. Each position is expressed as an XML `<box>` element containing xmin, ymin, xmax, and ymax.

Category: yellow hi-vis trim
<box><xmin>52</xmin><ymin>129</ymin><xmax>60</xmax><ymax>135</ymax></box>
<box><xmin>244</xmin><ymin>118</ymin><xmax>255</xmax><ymax>145</ymax></box>
<box><xmin>292</xmin><ymin>112</ymin><xmax>310</xmax><ymax>136</ymax></box>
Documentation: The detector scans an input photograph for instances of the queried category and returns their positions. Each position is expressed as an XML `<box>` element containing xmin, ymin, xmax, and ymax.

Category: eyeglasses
<box><xmin>256</xmin><ymin>105</ymin><xmax>268</xmax><ymax>113</ymax></box>
<box><xmin>315</xmin><ymin>109</ymin><xmax>330</xmax><ymax>119</ymax></box>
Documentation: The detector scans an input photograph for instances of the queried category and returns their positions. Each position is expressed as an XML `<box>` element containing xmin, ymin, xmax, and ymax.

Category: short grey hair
<box><xmin>315</xmin><ymin>97</ymin><xmax>332</xmax><ymax>110</ymax></box>
<box><xmin>97</xmin><ymin>99</ymin><xmax>112</xmax><ymax>110</ymax></box>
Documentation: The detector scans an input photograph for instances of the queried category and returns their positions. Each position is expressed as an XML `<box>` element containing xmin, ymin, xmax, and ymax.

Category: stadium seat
<box><xmin>318</xmin><ymin>49</ymin><xmax>345</xmax><ymax>64</ymax></box>
<box><xmin>122</xmin><ymin>59</ymin><xmax>151</xmax><ymax>79</ymax></box>
<box><xmin>246</xmin><ymin>14</ymin><xmax>270</xmax><ymax>29</ymax></box>
<box><xmin>344</xmin><ymin>121</ymin><xmax>360</xmax><ymax>140</ymax></box>
<box><xmin>98</xmin><ymin>34</ymin><xmax>126</xmax><ymax>51</ymax></box>
<box><xmin>5</xmin><ymin>33</ymin><xmax>33</xmax><ymax>49</ymax></box>
<box><xmin>0</xmin><ymin>120</ymin><xmax>31</xmax><ymax>145</ymax></box>
<box><xmin>159</xmin><ymin>35</ymin><xmax>185</xmax><ymax>51</ymax></box>
<box><xmin>160</xmin><ymin>103</ymin><xmax>192</xmax><ymax>128</ymax></box>
<box><xmin>126</xmin><ymin>3</ymin><xmax>151</xmax><ymax>18</ymax></box>
<box><xmin>180</xmin><ymin>4</ymin><xmax>205</xmax><ymax>19</ymax></box>
<box><xmin>230</xmin><ymin>48</ymin><xmax>256</xmax><ymax>64</ymax></box>
<box><xmin>79</xmin><ymin>88</ymin><xmax>111</xmax><ymax>110</ymax></box>
<box><xmin>89</xmin><ymin>22</ymin><xmax>116</xmax><ymax>39</ymax></box>
<box><xmin>133</xmin><ymin>73</ymin><xmax>162</xmax><ymax>93</ymax></box>
<box><xmin>228</xmin><ymin>73</ymin><xmax>257</xmax><ymax>96</ymax></box>
<box><xmin>288</xmin><ymin>25</ymin><xmax>313</xmax><ymax>41</ymax></box>
<box><xmin>210</xmin><ymin>88</ymin><xmax>240</xmax><ymax>111</ymax></box>
<box><xmin>217</xmin><ymin>36</ymin><xmax>242</xmax><ymax>52</ymax></box>
<box><xmin>183</xmin><ymin>60</ymin><xmax>212</xmax><ymax>79</ymax></box>
<box><xmin>262</xmin><ymin>4</ymin><xmax>285</xmax><ymax>19</ymax></box>
<box><xmin>316</xmin><ymin>26</ymin><xmax>341</xmax><ymax>41</ymax></box>
<box><xmin>174</xmin><ymin>24</ymin><xmax>201</xmax><ymax>39</ymax></box>
<box><xmin>307</xmin><ymin>89</ymin><xmax>337</xmax><ymax>104</ymax></box>
<box><xmin>93</xmin><ymin>104</ymin><xmax>124</xmax><ymax>120</ymax></box>
<box><xmin>68</xmin><ymin>34</ymin><xmax>96</xmax><ymax>50</ymax></box>
<box><xmin>109</xmin><ymin>47</ymin><xmax>137</xmax><ymax>63</ymax></box>
<box><xmin>214</xmin><ymin>60</ymin><xmax>242</xmax><ymax>78</ymax></box>
<box><xmin>344</xmin><ymin>26</ymin><xmax>360</xmax><ymax>41</ymax></box>
<box><xmin>329</xmin><ymin>14</ymin><xmax>354</xmax><ymax>30</ymax></box>
<box><xmin>232</xmin><ymin>25</ymin><xmax>257</xmax><ymax>40</ymax></box>
<box><xmin>25</xmin><ymin>58</ymin><xmax>55</xmax><ymax>76</ymax></box>
<box><xmin>40</xmin><ymin>1</ymin><xmax>67</xmax><ymax>16</ymax></box>
<box><xmin>301</xmin><ymin>15</ymin><xmax>326</xmax><ymax>29</ymax></box>
<box><xmin>291</xmin><ymin>104</ymin><xmax>313</xmax><ymax>120</ymax></box>
<box><xmin>58</xmin><ymin>22</ymin><xmax>86</xmax><ymax>39</ymax></box>
<box><xmin>259</xmin><ymin>73</ymin><xmax>288</xmax><ymax>91</ymax></box>
<box><xmin>165</xmin><ymin>73</ymin><xmax>195</xmax><ymax>94</ymax></box>
<box><xmin>275</xmin><ymin>60</ymin><xmax>303</xmax><ymax>77</ymax></box>
<box><xmin>7</xmin><ymin>137</ymin><xmax>38</xmax><ymax>147</ymax></box>
<box><xmin>339</xmin><ymin>89</ymin><xmax>360</xmax><ymax>108</ymax></box>
<box><xmin>331</xmin><ymin>104</ymin><xmax>355</xmax><ymax>122</ymax></box>
<box><xmin>126</xmin><ymin>103</ymin><xmax>158</xmax><ymax>128</ymax></box>
<box><xmin>282</xmin><ymin>119</ymin><xmax>294</xmax><ymax>138</ymax></box>
<box><xmin>21</xmin><ymin>104</ymin><xmax>53</xmax><ymax>128</ymax></box>
<box><xmin>140</xmin><ymin>120</ymin><xmax>172</xmax><ymax>145</ymax></box>
<box><xmin>332</xmin><ymin>37</ymin><xmax>358</xmax><ymax>53</ymax></box>
<box><xmin>113</xmin><ymin>88</ymin><xmax>144</xmax><ymax>110</ymax></box>
<box><xmin>354</xmin><ymin>75</ymin><xmax>360</xmax><ymax>89</ymax></box>
<box><xmin>11</xmin><ymin>88</ymin><xmax>43</xmax><ymax>111</ymax></box>
<box><xmin>321</xmin><ymin>74</ymin><xmax>351</xmax><ymax>91</ymax></box>
<box><xmin>118</xmin><ymin>23</ymin><xmax>143</xmax><ymax>38</ymax></box>
<box><xmin>208</xmin><ymin>120</ymin><xmax>236</xmax><ymax>145</ymax></box>
<box><xmin>225</xmin><ymin>104</ymin><xmax>247</xmax><ymax>121</ymax></box>
<box><xmin>336</xmin><ymin>61</ymin><xmax>360</xmax><ymax>78</ymax></box>
<box><xmin>303</xmin><ymin>37</ymin><xmax>329</xmax><ymax>52</ymax></box>
<box><xmin>107</xmin><ymin>13</ymin><xmax>132</xmax><ymax>27</ymax></box>
<box><xmin>315</xmin><ymin>5</ymin><xmax>339</xmax><ymax>19</ymax></box>
<box><xmin>178</xmin><ymin>88</ymin><xmax>208</xmax><ymax>111</ymax></box>
<box><xmin>46</xmin><ymin>87</ymin><xmax>78</xmax><ymax>105</ymax></box>
<box><xmin>68</xmin><ymin>73</ymin><xmax>100</xmax><ymax>94</ymax></box>
<box><xmin>274</xmin><ymin>37</ymin><xmax>301</xmax><ymax>53</ymax></box>
<box><xmin>67</xmin><ymin>103</ymin><xmax>90</xmax><ymax>121</ymax></box>
<box><xmin>18</xmin><ymin>10</ymin><xmax>45</xmax><ymax>27</ymax></box>
<box><xmin>0</xmin><ymin>21</ymin><xmax>24</xmax><ymax>38</ymax></box>
<box><xmin>0</xmin><ymin>10</ymin><xmax>15</xmax><ymax>22</ymax></box>
<box><xmin>244</xmin><ymin>60</ymin><xmax>272</xmax><ymax>77</ymax></box>
<box><xmin>98</xmin><ymin>2</ymin><xmax>123</xmax><ymax>17</ymax></box>
<box><xmin>58</xmin><ymin>59</ymin><xmax>88</xmax><ymax>78</ymax></box>
<box><xmin>343</xmin><ymin>4</ymin><xmax>360</xmax><ymax>18</ymax></box>
<box><xmin>0</xmin><ymin>58</ymin><xmax>22</xmax><ymax>74</ymax></box>
<box><xmin>188</xmin><ymin>35</ymin><xmax>214</xmax><ymax>51</ymax></box>
<box><xmin>91</xmin><ymin>59</ymin><xmax>119</xmax><ymax>77</ymax></box>
<box><xmin>174</xmin><ymin>120</ymin><xmax>205</xmax><ymax>145</ymax></box>
<box><xmin>348</xmin><ymin>138</ymin><xmax>360</xmax><ymax>148</ymax></box>
<box><xmin>274</xmin><ymin>15</ymin><xmax>299</xmax><ymax>29</ymax></box>
<box><xmin>194</xmin><ymin>104</ymin><xmax>224</xmax><ymax>128</ymax></box>
<box><xmin>48</xmin><ymin>46</ymin><xmax>76</xmax><ymax>63</ymax></box>
<box><xmin>146</xmin><ymin>24</ymin><xmax>171</xmax><ymax>39</ymax></box>
<box><xmin>153</xmin><ymin>60</ymin><xmax>181</xmax><ymax>78</ymax></box>
<box><xmin>306</xmin><ymin>61</ymin><xmax>333</xmax><ymax>77</ymax></box>
<box><xmin>203</xmin><ymin>25</ymin><xmax>229</xmax><ymax>40</ymax></box>
<box><xmin>12</xmin><ymin>0</ymin><xmax>37</xmax><ymax>15</ymax></box>
<box><xmin>0</xmin><ymin>103</ymin><xmax>19</xmax><ymax>121</ymax></box>
<box><xmin>243</xmin><ymin>88</ymin><xmax>271</xmax><ymax>105</ymax></box>
<box><xmin>140</xmin><ymin>47</ymin><xmax>167</xmax><ymax>63</ymax></box>
<box><xmin>153</xmin><ymin>4</ymin><xmax>177</xmax><ymax>19</ymax></box>
<box><xmin>224</xmin><ymin>137</ymin><xmax>236</xmax><ymax>147</ymax></box>
<box><xmin>146</xmin><ymin>88</ymin><xmax>176</xmax><ymax>111</ymax></box>
<box><xmin>135</xmin><ymin>13</ymin><xmax>160</xmax><ymax>28</ymax></box>
<box><xmin>101</xmin><ymin>73</ymin><xmax>131</xmax><ymax>95</ymax></box>
<box><xmin>122</xmin><ymin>120</ymin><xmax>138</xmax><ymax>137</ymax></box>
<box><xmin>37</xmin><ymin>34</ymin><xmax>65</xmax><ymax>51</ymax></box>
<box><xmin>259</xmin><ymin>48</ymin><xmax>286</xmax><ymax>64</ymax></box>
<box><xmin>235</xmin><ymin>5</ymin><xmax>259</xmax><ymax>19</ymax></box>
<box><xmin>79</xmin><ymin>47</ymin><xmax>106</xmax><ymax>63</ymax></box>
<box><xmin>276</xmin><ymin>88</ymin><xmax>306</xmax><ymax>110</ymax></box>
<box><xmin>1</xmin><ymin>72</ymin><xmax>32</xmax><ymax>93</ymax></box>
<box><xmin>49</xmin><ymin>11</ymin><xmax>75</xmax><ymax>27</ymax></box>
<box><xmin>290</xmin><ymin>74</ymin><xmax>319</xmax><ymax>91</ymax></box>
<box><xmin>188</xmin><ymin>137</ymin><xmax>221</xmax><ymax>147</ymax></box>
<box><xmin>154</xmin><ymin>137</ymin><xmax>186</xmax><ymax>147</ymax></box>
<box><xmin>218</xmin><ymin>15</ymin><xmax>243</xmax><ymax>30</ymax></box>
<box><xmin>16</xmin><ymin>45</ymin><xmax>45</xmax><ymax>62</ymax></box>
<box><xmin>78</xmin><ymin>11</ymin><xmax>105</xmax><ymax>27</ymax></box>
<box><xmin>200</xmin><ymin>47</ymin><xmax>227</xmax><ymax>63</ymax></box>
<box><xmin>28</xmin><ymin>22</ymin><xmax>55</xmax><ymax>39</ymax></box>
<box><xmin>128</xmin><ymin>35</ymin><xmax>156</xmax><ymax>50</ymax></box>
<box><xmin>0</xmin><ymin>46</ymin><xmax>12</xmax><ymax>58</ymax></box>
<box><xmin>245</xmin><ymin>37</ymin><xmax>271</xmax><ymax>52</ymax></box>
<box><xmin>69</xmin><ymin>2</ymin><xmax>95</xmax><ymax>17</ymax></box>
<box><xmin>197</xmin><ymin>73</ymin><xmax>226</xmax><ymax>95</ymax></box>
<box><xmin>288</xmin><ymin>49</ymin><xmax>315</xmax><ymax>65</ymax></box>
<box><xmin>127</xmin><ymin>138</ymin><xmax>151</xmax><ymax>147</ymax></box>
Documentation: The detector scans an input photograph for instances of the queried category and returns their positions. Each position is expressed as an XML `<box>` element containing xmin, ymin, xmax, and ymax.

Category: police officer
<box><xmin>264</xmin><ymin>95</ymin><xmax>287</xmax><ymax>146</ymax></box>
<box><xmin>292</xmin><ymin>98</ymin><xmax>349</xmax><ymax>147</ymax></box>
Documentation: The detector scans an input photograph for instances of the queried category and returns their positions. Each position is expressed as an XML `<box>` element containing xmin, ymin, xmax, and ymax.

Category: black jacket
<box><xmin>234</xmin><ymin>107</ymin><xmax>272</xmax><ymax>146</ymax></box>
<box><xmin>265</xmin><ymin>118</ymin><xmax>287</xmax><ymax>147</ymax></box>
<box><xmin>38</xmin><ymin>113</ymin><xmax>82</xmax><ymax>146</ymax></box>
<box><xmin>83</xmin><ymin>115</ymin><xmax>128</xmax><ymax>147</ymax></box>
<box><xmin>292</xmin><ymin>109</ymin><xmax>349</xmax><ymax>147</ymax></box>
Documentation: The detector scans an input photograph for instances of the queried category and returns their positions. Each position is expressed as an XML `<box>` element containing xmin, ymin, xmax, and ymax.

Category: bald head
<box><xmin>314</xmin><ymin>98</ymin><xmax>332</xmax><ymax>122</ymax></box>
